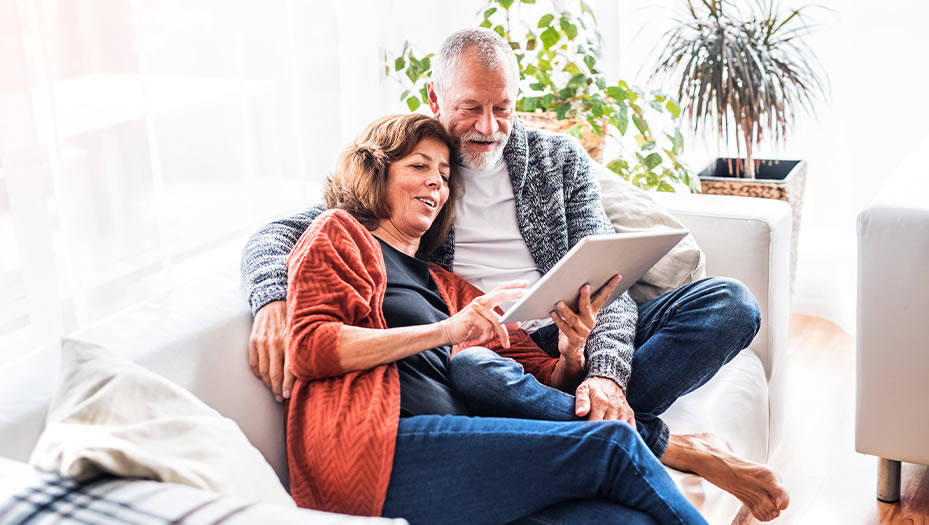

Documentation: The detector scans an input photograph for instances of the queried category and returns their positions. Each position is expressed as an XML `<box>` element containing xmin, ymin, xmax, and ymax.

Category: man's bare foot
<box><xmin>661</xmin><ymin>433</ymin><xmax>789</xmax><ymax>522</ymax></box>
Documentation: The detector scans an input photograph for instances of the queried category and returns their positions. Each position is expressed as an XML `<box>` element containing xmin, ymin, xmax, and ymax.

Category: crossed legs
<box><xmin>451</xmin><ymin>277</ymin><xmax>789</xmax><ymax>521</ymax></box>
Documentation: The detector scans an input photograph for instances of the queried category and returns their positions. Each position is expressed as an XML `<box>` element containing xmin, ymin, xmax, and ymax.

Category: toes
<box><xmin>775</xmin><ymin>489</ymin><xmax>790</xmax><ymax>510</ymax></box>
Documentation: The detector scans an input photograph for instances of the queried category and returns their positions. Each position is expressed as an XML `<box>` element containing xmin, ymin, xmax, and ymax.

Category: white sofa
<box><xmin>855</xmin><ymin>137</ymin><xmax>929</xmax><ymax>502</ymax></box>
<box><xmin>0</xmin><ymin>191</ymin><xmax>791</xmax><ymax>524</ymax></box>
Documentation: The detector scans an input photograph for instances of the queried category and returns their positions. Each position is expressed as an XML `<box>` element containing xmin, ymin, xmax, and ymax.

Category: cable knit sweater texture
<box><xmin>241</xmin><ymin>118</ymin><xmax>639</xmax><ymax>389</ymax></box>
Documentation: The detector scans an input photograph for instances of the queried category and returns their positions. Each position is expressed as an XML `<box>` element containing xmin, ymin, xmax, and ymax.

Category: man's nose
<box><xmin>474</xmin><ymin>108</ymin><xmax>498</xmax><ymax>136</ymax></box>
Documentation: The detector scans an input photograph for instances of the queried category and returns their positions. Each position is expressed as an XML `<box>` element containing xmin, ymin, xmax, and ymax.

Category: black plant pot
<box><xmin>697</xmin><ymin>158</ymin><xmax>807</xmax><ymax>295</ymax></box>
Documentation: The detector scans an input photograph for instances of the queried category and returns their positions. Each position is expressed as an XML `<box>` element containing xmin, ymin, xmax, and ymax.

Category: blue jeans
<box><xmin>381</xmin><ymin>414</ymin><xmax>706</xmax><ymax>525</ymax></box>
<box><xmin>514</xmin><ymin>277</ymin><xmax>761</xmax><ymax>457</ymax></box>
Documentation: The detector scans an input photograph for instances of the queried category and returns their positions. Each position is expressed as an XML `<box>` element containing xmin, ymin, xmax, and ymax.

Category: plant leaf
<box><xmin>632</xmin><ymin>113</ymin><xmax>647</xmax><ymax>134</ymax></box>
<box><xmin>607</xmin><ymin>158</ymin><xmax>629</xmax><ymax>175</ymax></box>
<box><xmin>540</xmin><ymin>26</ymin><xmax>560</xmax><ymax>49</ymax></box>
<box><xmin>407</xmin><ymin>96</ymin><xmax>420</xmax><ymax>111</ymax></box>
<box><xmin>617</xmin><ymin>104</ymin><xmax>629</xmax><ymax>134</ymax></box>
<box><xmin>564</xmin><ymin>62</ymin><xmax>582</xmax><ymax>76</ymax></box>
<box><xmin>560</xmin><ymin>18</ymin><xmax>579</xmax><ymax>40</ymax></box>
<box><xmin>606</xmin><ymin>86</ymin><xmax>629</xmax><ymax>101</ymax></box>
<box><xmin>568</xmin><ymin>73</ymin><xmax>587</xmax><ymax>87</ymax></box>
<box><xmin>538</xmin><ymin>14</ymin><xmax>554</xmax><ymax>28</ymax></box>
<box><xmin>584</xmin><ymin>55</ymin><xmax>596</xmax><ymax>71</ymax></box>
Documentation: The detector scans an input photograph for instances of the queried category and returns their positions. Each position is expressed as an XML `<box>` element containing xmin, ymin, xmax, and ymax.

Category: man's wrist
<box><xmin>585</xmin><ymin>352</ymin><xmax>630</xmax><ymax>392</ymax></box>
<box><xmin>248</xmin><ymin>283</ymin><xmax>288</xmax><ymax>317</ymax></box>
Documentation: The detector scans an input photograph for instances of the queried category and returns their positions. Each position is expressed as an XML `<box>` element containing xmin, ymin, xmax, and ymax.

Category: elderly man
<box><xmin>241</xmin><ymin>28</ymin><xmax>788</xmax><ymax>522</ymax></box>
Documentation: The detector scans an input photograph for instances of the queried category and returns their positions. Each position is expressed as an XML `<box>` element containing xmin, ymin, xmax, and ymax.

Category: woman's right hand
<box><xmin>441</xmin><ymin>281</ymin><xmax>529</xmax><ymax>349</ymax></box>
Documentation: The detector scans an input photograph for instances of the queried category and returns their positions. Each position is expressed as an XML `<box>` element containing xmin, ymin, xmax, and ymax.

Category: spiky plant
<box><xmin>651</xmin><ymin>0</ymin><xmax>827</xmax><ymax>178</ymax></box>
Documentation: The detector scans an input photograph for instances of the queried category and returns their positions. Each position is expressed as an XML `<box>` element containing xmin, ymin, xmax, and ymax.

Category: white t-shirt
<box><xmin>452</xmin><ymin>159</ymin><xmax>553</xmax><ymax>331</ymax></box>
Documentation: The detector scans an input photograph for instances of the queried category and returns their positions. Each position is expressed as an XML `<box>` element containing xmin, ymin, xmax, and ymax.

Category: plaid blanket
<box><xmin>0</xmin><ymin>474</ymin><xmax>398</xmax><ymax>525</ymax></box>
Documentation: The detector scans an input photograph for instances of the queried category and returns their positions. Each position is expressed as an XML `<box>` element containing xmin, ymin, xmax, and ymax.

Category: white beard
<box><xmin>456</xmin><ymin>130</ymin><xmax>509</xmax><ymax>171</ymax></box>
<box><xmin>458</xmin><ymin>144</ymin><xmax>505</xmax><ymax>171</ymax></box>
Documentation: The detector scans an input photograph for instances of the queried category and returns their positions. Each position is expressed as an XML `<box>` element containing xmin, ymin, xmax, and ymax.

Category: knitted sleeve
<box><xmin>285</xmin><ymin>210</ymin><xmax>383</xmax><ymax>381</ymax></box>
<box><xmin>240</xmin><ymin>203</ymin><xmax>326</xmax><ymax>315</ymax></box>
<box><xmin>563</xmin><ymin>140</ymin><xmax>639</xmax><ymax>391</ymax></box>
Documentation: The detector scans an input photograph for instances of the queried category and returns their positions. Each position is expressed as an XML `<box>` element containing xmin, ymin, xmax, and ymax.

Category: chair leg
<box><xmin>877</xmin><ymin>458</ymin><xmax>901</xmax><ymax>502</ymax></box>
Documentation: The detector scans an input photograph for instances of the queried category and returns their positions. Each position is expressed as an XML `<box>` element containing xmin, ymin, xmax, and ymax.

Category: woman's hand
<box><xmin>441</xmin><ymin>281</ymin><xmax>528</xmax><ymax>348</ymax></box>
<box><xmin>551</xmin><ymin>274</ymin><xmax>622</xmax><ymax>366</ymax></box>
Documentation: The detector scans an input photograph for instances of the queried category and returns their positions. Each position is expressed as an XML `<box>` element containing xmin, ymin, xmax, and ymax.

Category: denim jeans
<box><xmin>381</xmin><ymin>414</ymin><xmax>707</xmax><ymax>525</ymax></box>
<box><xmin>517</xmin><ymin>277</ymin><xmax>760</xmax><ymax>457</ymax></box>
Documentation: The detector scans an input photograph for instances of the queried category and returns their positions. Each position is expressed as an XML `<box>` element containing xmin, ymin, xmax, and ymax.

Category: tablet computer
<box><xmin>499</xmin><ymin>229</ymin><xmax>689</xmax><ymax>323</ymax></box>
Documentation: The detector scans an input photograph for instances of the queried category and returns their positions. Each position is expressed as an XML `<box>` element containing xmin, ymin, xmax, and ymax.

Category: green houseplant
<box><xmin>383</xmin><ymin>0</ymin><xmax>700</xmax><ymax>193</ymax></box>
<box><xmin>649</xmin><ymin>0</ymin><xmax>828</xmax><ymax>292</ymax></box>
<box><xmin>650</xmin><ymin>0</ymin><xmax>827</xmax><ymax>180</ymax></box>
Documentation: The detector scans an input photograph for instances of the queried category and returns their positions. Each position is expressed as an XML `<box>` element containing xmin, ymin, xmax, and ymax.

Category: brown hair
<box><xmin>324</xmin><ymin>114</ymin><xmax>461</xmax><ymax>256</ymax></box>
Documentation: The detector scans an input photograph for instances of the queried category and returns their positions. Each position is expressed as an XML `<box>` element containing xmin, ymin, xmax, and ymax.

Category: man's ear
<box><xmin>427</xmin><ymin>82</ymin><xmax>441</xmax><ymax>116</ymax></box>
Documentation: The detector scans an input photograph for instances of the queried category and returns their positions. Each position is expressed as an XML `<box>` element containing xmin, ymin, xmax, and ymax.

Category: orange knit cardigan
<box><xmin>284</xmin><ymin>209</ymin><xmax>560</xmax><ymax>516</ymax></box>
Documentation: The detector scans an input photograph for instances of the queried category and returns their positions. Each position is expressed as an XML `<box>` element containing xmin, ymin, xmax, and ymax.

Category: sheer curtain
<box><xmin>0</xmin><ymin>0</ymin><xmax>485</xmax><ymax>366</ymax></box>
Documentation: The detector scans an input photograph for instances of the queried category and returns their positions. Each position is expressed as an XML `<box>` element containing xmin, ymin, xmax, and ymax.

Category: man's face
<box><xmin>428</xmin><ymin>48</ymin><xmax>517</xmax><ymax>171</ymax></box>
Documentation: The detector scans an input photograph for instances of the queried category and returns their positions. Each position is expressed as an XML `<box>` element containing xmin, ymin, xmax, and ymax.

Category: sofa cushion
<box><xmin>593</xmin><ymin>162</ymin><xmax>706</xmax><ymax>303</ymax></box>
<box><xmin>64</xmin><ymin>240</ymin><xmax>289</xmax><ymax>486</ymax></box>
<box><xmin>29</xmin><ymin>338</ymin><xmax>293</xmax><ymax>507</ymax></box>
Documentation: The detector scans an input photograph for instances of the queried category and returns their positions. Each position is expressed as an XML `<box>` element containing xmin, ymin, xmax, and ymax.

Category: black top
<box><xmin>376</xmin><ymin>238</ymin><xmax>469</xmax><ymax>417</ymax></box>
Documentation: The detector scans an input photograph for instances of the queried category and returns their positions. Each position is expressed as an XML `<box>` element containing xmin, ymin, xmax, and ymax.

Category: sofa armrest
<box><xmin>653</xmin><ymin>192</ymin><xmax>792</xmax><ymax>452</ymax></box>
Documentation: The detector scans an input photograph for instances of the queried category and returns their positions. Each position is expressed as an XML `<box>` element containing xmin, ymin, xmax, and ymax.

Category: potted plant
<box><xmin>650</xmin><ymin>0</ymin><xmax>828</xmax><ymax>290</ymax></box>
<box><xmin>383</xmin><ymin>0</ymin><xmax>700</xmax><ymax>193</ymax></box>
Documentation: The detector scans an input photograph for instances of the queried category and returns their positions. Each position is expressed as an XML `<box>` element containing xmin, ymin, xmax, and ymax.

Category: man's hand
<box><xmin>575</xmin><ymin>376</ymin><xmax>635</xmax><ymax>424</ymax></box>
<box><xmin>248</xmin><ymin>300</ymin><xmax>294</xmax><ymax>402</ymax></box>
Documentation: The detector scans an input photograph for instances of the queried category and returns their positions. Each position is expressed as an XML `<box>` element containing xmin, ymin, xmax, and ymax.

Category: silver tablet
<box><xmin>499</xmin><ymin>229</ymin><xmax>689</xmax><ymax>323</ymax></box>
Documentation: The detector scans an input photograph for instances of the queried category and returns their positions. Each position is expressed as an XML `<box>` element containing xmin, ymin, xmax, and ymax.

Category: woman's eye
<box><xmin>440</xmin><ymin>174</ymin><xmax>449</xmax><ymax>182</ymax></box>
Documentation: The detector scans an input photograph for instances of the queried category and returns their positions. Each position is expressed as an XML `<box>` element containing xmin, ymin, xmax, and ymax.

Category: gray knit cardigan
<box><xmin>240</xmin><ymin>118</ymin><xmax>638</xmax><ymax>390</ymax></box>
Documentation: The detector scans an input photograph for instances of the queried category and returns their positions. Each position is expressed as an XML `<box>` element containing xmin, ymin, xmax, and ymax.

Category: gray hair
<box><xmin>431</xmin><ymin>28</ymin><xmax>519</xmax><ymax>96</ymax></box>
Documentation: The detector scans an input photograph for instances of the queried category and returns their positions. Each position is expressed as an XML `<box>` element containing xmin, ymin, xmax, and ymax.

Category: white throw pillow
<box><xmin>29</xmin><ymin>338</ymin><xmax>294</xmax><ymax>507</ymax></box>
<box><xmin>594</xmin><ymin>162</ymin><xmax>707</xmax><ymax>303</ymax></box>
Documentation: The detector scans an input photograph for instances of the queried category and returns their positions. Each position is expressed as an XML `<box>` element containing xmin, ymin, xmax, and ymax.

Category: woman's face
<box><xmin>382</xmin><ymin>137</ymin><xmax>451</xmax><ymax>239</ymax></box>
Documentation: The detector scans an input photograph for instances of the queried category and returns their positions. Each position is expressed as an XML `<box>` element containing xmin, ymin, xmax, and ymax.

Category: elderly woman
<box><xmin>284</xmin><ymin>113</ymin><xmax>706</xmax><ymax>525</ymax></box>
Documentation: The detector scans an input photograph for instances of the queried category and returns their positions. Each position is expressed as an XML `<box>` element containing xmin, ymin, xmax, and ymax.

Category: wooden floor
<box><xmin>735</xmin><ymin>315</ymin><xmax>929</xmax><ymax>524</ymax></box>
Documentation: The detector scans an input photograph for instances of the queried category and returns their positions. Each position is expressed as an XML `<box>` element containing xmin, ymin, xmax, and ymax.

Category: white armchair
<box><xmin>855</xmin><ymin>149</ymin><xmax>929</xmax><ymax>501</ymax></box>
